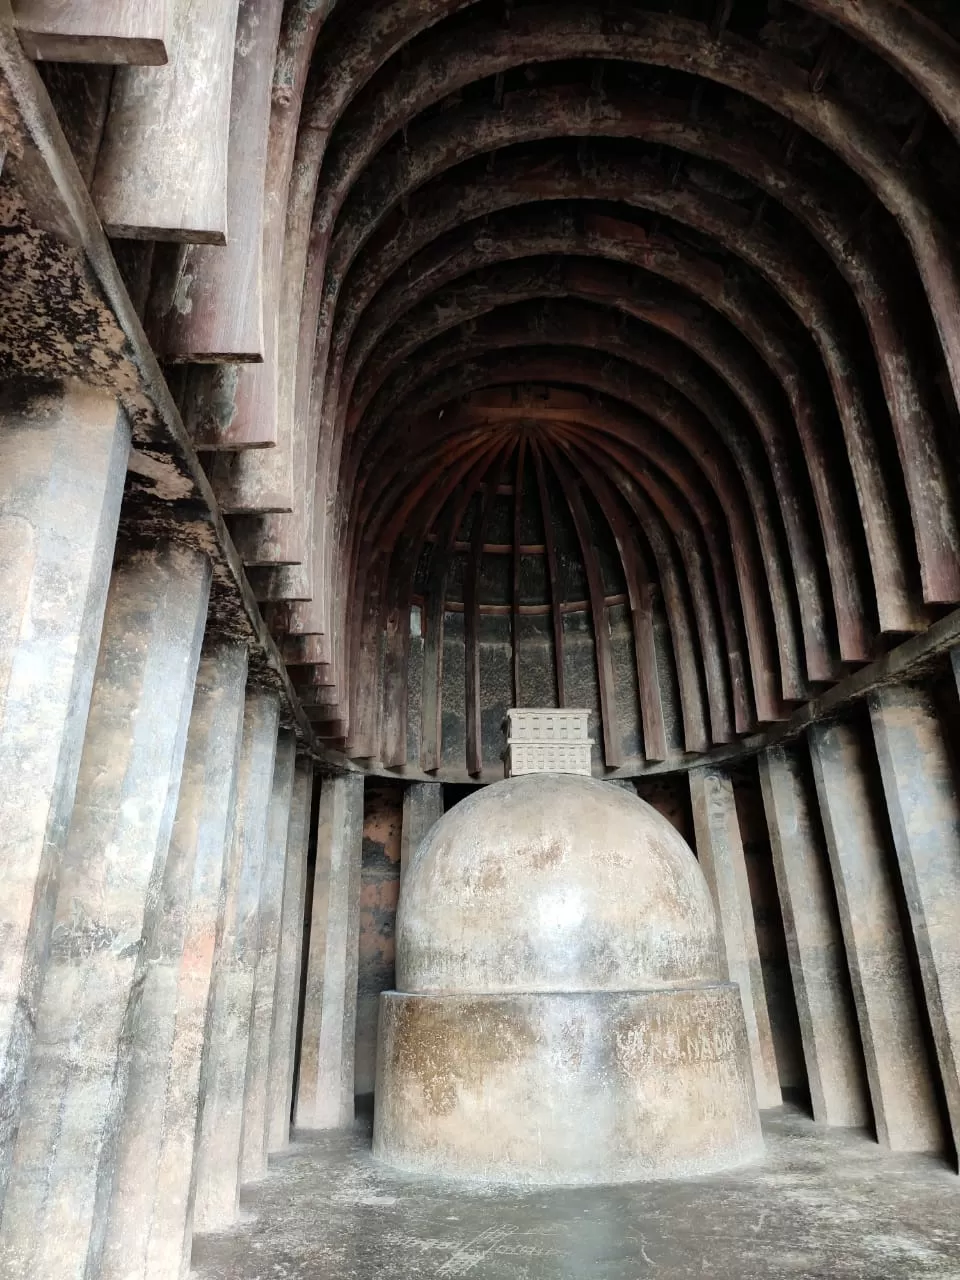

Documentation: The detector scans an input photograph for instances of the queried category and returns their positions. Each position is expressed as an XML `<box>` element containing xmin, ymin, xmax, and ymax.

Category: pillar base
<box><xmin>373</xmin><ymin>984</ymin><xmax>763</xmax><ymax>1185</ymax></box>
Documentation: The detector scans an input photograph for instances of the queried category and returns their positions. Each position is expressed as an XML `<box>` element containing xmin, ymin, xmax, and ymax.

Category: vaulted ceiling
<box><xmin>228</xmin><ymin>0</ymin><xmax>960</xmax><ymax>778</ymax></box>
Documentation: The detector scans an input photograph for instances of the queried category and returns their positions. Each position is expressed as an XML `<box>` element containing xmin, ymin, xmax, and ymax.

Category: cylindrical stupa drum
<box><xmin>373</xmin><ymin>774</ymin><xmax>763</xmax><ymax>1184</ymax></box>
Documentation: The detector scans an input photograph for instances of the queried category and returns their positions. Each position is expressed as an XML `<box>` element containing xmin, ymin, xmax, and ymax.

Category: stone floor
<box><xmin>190</xmin><ymin>1106</ymin><xmax>960</xmax><ymax>1279</ymax></box>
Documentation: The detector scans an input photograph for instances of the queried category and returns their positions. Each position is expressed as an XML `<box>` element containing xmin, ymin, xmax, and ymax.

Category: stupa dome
<box><xmin>397</xmin><ymin>773</ymin><xmax>721</xmax><ymax>995</ymax></box>
<box><xmin>375</xmin><ymin>773</ymin><xmax>762</xmax><ymax>1184</ymax></box>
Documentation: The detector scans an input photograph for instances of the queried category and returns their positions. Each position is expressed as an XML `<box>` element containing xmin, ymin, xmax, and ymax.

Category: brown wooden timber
<box><xmin>370</xmin><ymin>345</ymin><xmax>781</xmax><ymax>729</ymax></box>
<box><xmin>316</xmin><ymin>12</ymin><xmax>960</xmax><ymax>527</ymax></box>
<box><xmin>563</xmin><ymin>443</ymin><xmax>669</xmax><ymax>763</ymax></box>
<box><xmin>349</xmin><ymin>550</ymin><xmax>388</xmax><ymax>758</ymax></box>
<box><xmin>542</xmin><ymin>438</ymin><xmax>623</xmax><ymax>768</ymax></box>
<box><xmin>371</xmin><ymin>367</ymin><xmax>742</xmax><ymax>745</ymax></box>
<box><xmin>343</xmin><ymin>227</ymin><xmax>835</xmax><ymax>682</ymax></box>
<box><xmin>379</xmin><ymin>535</ymin><xmax>418</xmax><ymax>768</ymax></box>
<box><xmin>465</xmin><ymin>450</ymin><xmax>511</xmax><ymax>777</ymax></box>
<box><xmin>343</xmin><ymin>201</ymin><xmax>856</xmax><ymax>669</ymax></box>
<box><xmin>443</xmin><ymin>596</ymin><xmax>630</xmax><ymax>617</ymax></box>
<box><xmin>530</xmin><ymin>439</ymin><xmax>566</xmax><ymax>709</ymax></box>
<box><xmin>511</xmin><ymin>435</ymin><xmax>527</xmax><ymax>708</ymax></box>
<box><xmin>379</xmin><ymin>437</ymin><xmax>503</xmax><ymax>768</ymax></box>
<box><xmin>420</xmin><ymin>442</ymin><xmax>507</xmax><ymax>772</ymax></box>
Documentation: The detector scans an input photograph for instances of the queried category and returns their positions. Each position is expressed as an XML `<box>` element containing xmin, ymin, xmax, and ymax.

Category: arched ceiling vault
<box><xmin>251</xmin><ymin>0</ymin><xmax>960</xmax><ymax>780</ymax></box>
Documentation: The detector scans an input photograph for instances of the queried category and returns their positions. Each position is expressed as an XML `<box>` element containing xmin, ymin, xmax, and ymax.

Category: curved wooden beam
<box><xmin>530</xmin><ymin>440</ymin><xmax>566</xmax><ymax>710</ymax></box>
<box><xmin>540</xmin><ymin>437</ymin><xmax>622</xmax><ymax>768</ymax></box>
<box><xmin>352</xmin><ymin>295</ymin><xmax>808</xmax><ymax>704</ymax></box>
<box><xmin>333</xmin><ymin>207</ymin><xmax>872</xmax><ymax>666</ymax></box>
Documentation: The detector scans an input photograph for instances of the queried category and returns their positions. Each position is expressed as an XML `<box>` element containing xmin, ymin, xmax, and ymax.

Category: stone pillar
<box><xmin>689</xmin><ymin>767</ymin><xmax>781</xmax><ymax>1108</ymax></box>
<box><xmin>399</xmin><ymin>782</ymin><xmax>444</xmax><ymax>890</ymax></box>
<box><xmin>99</xmin><ymin>641</ymin><xmax>248</xmax><ymax>1280</ymax></box>
<box><xmin>266</xmin><ymin>761</ymin><xmax>314</xmax><ymax>1152</ymax></box>
<box><xmin>759</xmin><ymin>746</ymin><xmax>869</xmax><ymax>1126</ymax></box>
<box><xmin>869</xmin><ymin>684</ymin><xmax>960</xmax><ymax>1155</ymax></box>
<box><xmin>295</xmin><ymin>773</ymin><xmax>365</xmax><ymax>1129</ymax></box>
<box><xmin>191</xmin><ymin>692</ymin><xmax>279</xmax><ymax>1232</ymax></box>
<box><xmin>0</xmin><ymin>382</ymin><xmax>129</xmax><ymax>1199</ymax></box>
<box><xmin>809</xmin><ymin>719</ymin><xmax>943</xmax><ymax>1152</ymax></box>
<box><xmin>239</xmin><ymin>733</ymin><xmax>297</xmax><ymax>1184</ymax></box>
<box><xmin>0</xmin><ymin>544</ymin><xmax>212</xmax><ymax>1280</ymax></box>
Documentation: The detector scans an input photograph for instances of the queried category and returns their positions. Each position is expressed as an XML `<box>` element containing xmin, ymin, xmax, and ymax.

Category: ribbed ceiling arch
<box><xmin>256</xmin><ymin>0</ymin><xmax>960</xmax><ymax>780</ymax></box>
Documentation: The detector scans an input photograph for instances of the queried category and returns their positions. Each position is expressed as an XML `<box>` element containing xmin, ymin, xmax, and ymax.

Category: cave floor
<box><xmin>189</xmin><ymin>1105</ymin><xmax>960</xmax><ymax>1280</ymax></box>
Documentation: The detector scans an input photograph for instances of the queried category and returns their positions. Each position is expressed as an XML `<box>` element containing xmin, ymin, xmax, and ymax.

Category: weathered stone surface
<box><xmin>180</xmin><ymin>1109</ymin><xmax>960</xmax><ymax>1280</ymax></box>
<box><xmin>689</xmin><ymin>767</ymin><xmax>782</xmax><ymax>1108</ymax></box>
<box><xmin>13</xmin><ymin>1</ymin><xmax>170</xmax><ymax>63</ymax></box>
<box><xmin>0</xmin><ymin>543</ymin><xmax>211</xmax><ymax>1280</ymax></box>
<box><xmin>266</xmin><ymin>760</ymin><xmax>314</xmax><ymax>1152</ymax></box>
<box><xmin>399</xmin><ymin>774</ymin><xmax>720</xmax><ymax>996</ymax></box>
<box><xmin>399</xmin><ymin>782</ymin><xmax>443</xmax><ymax>892</ymax></box>
<box><xmin>869</xmin><ymin>686</ymin><xmax>960</xmax><ymax>1156</ymax></box>
<box><xmin>147</xmin><ymin>0</ymin><xmax>284</xmax><ymax>362</ymax></box>
<box><xmin>239</xmin><ymin>732</ymin><xmax>296</xmax><ymax>1185</ymax></box>
<box><xmin>0</xmin><ymin>382</ymin><xmax>128</xmax><ymax>1203</ymax></box>
<box><xmin>91</xmin><ymin>0</ymin><xmax>241</xmax><ymax>241</ymax></box>
<box><xmin>759</xmin><ymin>746</ymin><xmax>869</xmax><ymax>1127</ymax></box>
<box><xmin>378</xmin><ymin>775</ymin><xmax>760</xmax><ymax>1183</ymax></box>
<box><xmin>809</xmin><ymin>719</ymin><xmax>943</xmax><ymax>1153</ymax></box>
<box><xmin>374</xmin><ymin>986</ymin><xmax>763</xmax><ymax>1184</ymax></box>
<box><xmin>296</xmin><ymin>773</ymin><xmax>365</xmax><ymax>1130</ymax></box>
<box><xmin>192</xmin><ymin>692</ymin><xmax>279</xmax><ymax>1232</ymax></box>
<box><xmin>100</xmin><ymin>640</ymin><xmax>248</xmax><ymax>1280</ymax></box>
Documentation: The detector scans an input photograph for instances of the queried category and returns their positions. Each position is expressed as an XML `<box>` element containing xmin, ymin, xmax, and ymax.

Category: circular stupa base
<box><xmin>372</xmin><ymin>984</ymin><xmax>763</xmax><ymax>1185</ymax></box>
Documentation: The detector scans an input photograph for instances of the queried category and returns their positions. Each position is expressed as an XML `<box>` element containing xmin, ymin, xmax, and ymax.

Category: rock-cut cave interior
<box><xmin>0</xmin><ymin>1</ymin><xmax>959</xmax><ymax>1277</ymax></box>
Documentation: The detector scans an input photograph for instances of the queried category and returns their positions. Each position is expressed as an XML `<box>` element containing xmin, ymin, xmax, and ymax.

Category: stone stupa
<box><xmin>373</xmin><ymin>773</ymin><xmax>763</xmax><ymax>1184</ymax></box>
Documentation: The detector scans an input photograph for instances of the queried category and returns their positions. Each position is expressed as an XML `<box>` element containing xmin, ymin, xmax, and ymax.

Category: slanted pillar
<box><xmin>267</xmin><ymin>761</ymin><xmax>314</xmax><ymax>1152</ymax></box>
<box><xmin>99</xmin><ymin>640</ymin><xmax>248</xmax><ymax>1280</ymax></box>
<box><xmin>0</xmin><ymin>544</ymin><xmax>211</xmax><ymax>1280</ymax></box>
<box><xmin>689</xmin><ymin>767</ymin><xmax>781</xmax><ymax>1108</ymax></box>
<box><xmin>295</xmin><ymin>774</ymin><xmax>365</xmax><ymax>1129</ymax></box>
<box><xmin>239</xmin><ymin>733</ymin><xmax>297</xmax><ymax>1185</ymax></box>
<box><xmin>0</xmin><ymin>383</ymin><xmax>128</xmax><ymax>1200</ymax></box>
<box><xmin>869</xmin><ymin>684</ymin><xmax>960</xmax><ymax>1156</ymax></box>
<box><xmin>191</xmin><ymin>692</ymin><xmax>279</xmax><ymax>1232</ymax></box>
<box><xmin>759</xmin><ymin>746</ymin><xmax>869</xmax><ymax>1126</ymax></box>
<box><xmin>809</xmin><ymin>719</ymin><xmax>943</xmax><ymax>1152</ymax></box>
<box><xmin>399</xmin><ymin>782</ymin><xmax>444</xmax><ymax>891</ymax></box>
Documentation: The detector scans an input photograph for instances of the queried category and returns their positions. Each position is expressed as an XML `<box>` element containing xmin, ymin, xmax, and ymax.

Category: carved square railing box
<box><xmin>503</xmin><ymin>708</ymin><xmax>594</xmax><ymax>777</ymax></box>
<box><xmin>505</xmin><ymin>708</ymin><xmax>590</xmax><ymax>744</ymax></box>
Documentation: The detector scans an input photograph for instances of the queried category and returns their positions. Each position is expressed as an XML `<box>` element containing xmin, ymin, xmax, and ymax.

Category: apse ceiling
<box><xmin>250</xmin><ymin>0</ymin><xmax>960</xmax><ymax>780</ymax></box>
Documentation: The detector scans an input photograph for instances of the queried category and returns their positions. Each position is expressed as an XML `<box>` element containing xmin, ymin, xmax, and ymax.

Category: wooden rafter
<box><xmin>512</xmin><ymin>435</ymin><xmax>527</xmax><ymax>707</ymax></box>
<box><xmin>530</xmin><ymin>439</ymin><xmax>566</xmax><ymax>707</ymax></box>
<box><xmin>465</xmin><ymin>446</ymin><xmax>513</xmax><ymax>776</ymax></box>
<box><xmin>380</xmin><ymin>434</ymin><xmax>502</xmax><ymax>767</ymax></box>
<box><xmin>542</xmin><ymin>438</ymin><xmax>623</xmax><ymax>768</ymax></box>
<box><xmin>420</xmin><ymin>438</ymin><xmax>509</xmax><ymax>772</ymax></box>
<box><xmin>557</xmin><ymin>437</ymin><xmax>669</xmax><ymax>763</ymax></box>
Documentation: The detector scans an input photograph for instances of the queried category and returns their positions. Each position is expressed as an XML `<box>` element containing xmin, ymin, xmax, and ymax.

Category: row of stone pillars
<box><xmin>293</xmin><ymin>779</ymin><xmax>444</xmax><ymax>1128</ymax></box>
<box><xmin>689</xmin><ymin>685</ymin><xmax>960</xmax><ymax>1164</ymax></box>
<box><xmin>0</xmin><ymin>381</ymin><xmax>407</xmax><ymax>1280</ymax></box>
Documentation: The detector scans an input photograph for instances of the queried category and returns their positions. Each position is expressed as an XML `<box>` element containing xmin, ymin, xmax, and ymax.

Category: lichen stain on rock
<box><xmin>0</xmin><ymin>183</ymin><xmax>131</xmax><ymax>394</ymax></box>
<box><xmin>127</xmin><ymin>448</ymin><xmax>196</xmax><ymax>501</ymax></box>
